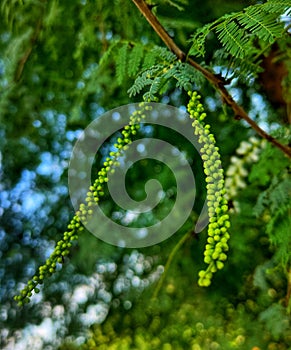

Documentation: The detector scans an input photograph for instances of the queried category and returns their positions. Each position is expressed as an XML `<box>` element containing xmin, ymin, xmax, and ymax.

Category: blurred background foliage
<box><xmin>0</xmin><ymin>0</ymin><xmax>290</xmax><ymax>349</ymax></box>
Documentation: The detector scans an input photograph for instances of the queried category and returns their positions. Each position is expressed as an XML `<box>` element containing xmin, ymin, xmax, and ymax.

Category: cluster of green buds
<box><xmin>225</xmin><ymin>137</ymin><xmax>264</xmax><ymax>201</ymax></box>
<box><xmin>14</xmin><ymin>103</ymin><xmax>149</xmax><ymax>306</ymax></box>
<box><xmin>14</xmin><ymin>215</ymin><xmax>81</xmax><ymax>306</ymax></box>
<box><xmin>75</xmin><ymin>103</ymin><xmax>149</xmax><ymax>222</ymax></box>
<box><xmin>187</xmin><ymin>91</ymin><xmax>230</xmax><ymax>287</ymax></box>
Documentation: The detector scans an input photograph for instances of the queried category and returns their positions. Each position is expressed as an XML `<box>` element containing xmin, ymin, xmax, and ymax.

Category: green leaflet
<box><xmin>128</xmin><ymin>44</ymin><xmax>144</xmax><ymax>77</ymax></box>
<box><xmin>129</xmin><ymin>60</ymin><xmax>204</xmax><ymax>100</ymax></box>
<box><xmin>99</xmin><ymin>0</ymin><xmax>291</xmax><ymax>99</ymax></box>
<box><xmin>238</xmin><ymin>6</ymin><xmax>283</xmax><ymax>43</ymax></box>
<box><xmin>216</xmin><ymin>18</ymin><xmax>250</xmax><ymax>59</ymax></box>
<box><xmin>116</xmin><ymin>44</ymin><xmax>128</xmax><ymax>85</ymax></box>
<box><xmin>254</xmin><ymin>172</ymin><xmax>291</xmax><ymax>269</ymax></box>
<box><xmin>99</xmin><ymin>41</ymin><xmax>204</xmax><ymax>101</ymax></box>
<box><xmin>189</xmin><ymin>0</ymin><xmax>290</xmax><ymax>59</ymax></box>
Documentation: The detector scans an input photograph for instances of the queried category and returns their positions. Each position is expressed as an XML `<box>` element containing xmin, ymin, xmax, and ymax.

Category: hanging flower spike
<box><xmin>14</xmin><ymin>102</ymin><xmax>149</xmax><ymax>306</ymax></box>
<box><xmin>187</xmin><ymin>91</ymin><xmax>231</xmax><ymax>287</ymax></box>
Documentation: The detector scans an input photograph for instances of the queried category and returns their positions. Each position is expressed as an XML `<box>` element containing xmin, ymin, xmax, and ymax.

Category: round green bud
<box><xmin>212</xmin><ymin>251</ymin><xmax>219</xmax><ymax>260</ymax></box>
<box><xmin>204</xmin><ymin>256</ymin><xmax>212</xmax><ymax>264</ymax></box>
<box><xmin>205</xmin><ymin>271</ymin><xmax>213</xmax><ymax>280</ymax></box>
<box><xmin>219</xmin><ymin>253</ymin><xmax>228</xmax><ymax>261</ymax></box>
<box><xmin>216</xmin><ymin>261</ymin><xmax>224</xmax><ymax>270</ymax></box>
<box><xmin>202</xmin><ymin>278</ymin><xmax>211</xmax><ymax>287</ymax></box>
<box><xmin>221</xmin><ymin>205</ymin><xmax>228</xmax><ymax>212</ymax></box>
<box><xmin>210</xmin><ymin>265</ymin><xmax>217</xmax><ymax>273</ymax></box>
<box><xmin>198</xmin><ymin>270</ymin><xmax>206</xmax><ymax>278</ymax></box>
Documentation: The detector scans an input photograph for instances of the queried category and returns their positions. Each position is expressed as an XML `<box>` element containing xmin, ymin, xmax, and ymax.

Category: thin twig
<box><xmin>152</xmin><ymin>230</ymin><xmax>192</xmax><ymax>299</ymax></box>
<box><xmin>132</xmin><ymin>0</ymin><xmax>291</xmax><ymax>158</ymax></box>
<box><xmin>14</xmin><ymin>18</ymin><xmax>43</xmax><ymax>82</ymax></box>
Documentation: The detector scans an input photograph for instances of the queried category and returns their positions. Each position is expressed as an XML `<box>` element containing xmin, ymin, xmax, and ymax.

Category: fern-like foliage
<box><xmin>128</xmin><ymin>47</ymin><xmax>204</xmax><ymax>100</ymax></box>
<box><xmin>100</xmin><ymin>41</ymin><xmax>204</xmax><ymax>101</ymax></box>
<box><xmin>101</xmin><ymin>0</ymin><xmax>291</xmax><ymax>99</ymax></box>
<box><xmin>189</xmin><ymin>0</ymin><xmax>291</xmax><ymax>59</ymax></box>
<box><xmin>263</xmin><ymin>0</ymin><xmax>291</xmax><ymax>15</ymax></box>
<box><xmin>147</xmin><ymin>0</ymin><xmax>188</xmax><ymax>11</ymax></box>
<box><xmin>116</xmin><ymin>43</ymin><xmax>128</xmax><ymax>85</ymax></box>
<box><xmin>128</xmin><ymin>43</ymin><xmax>144</xmax><ymax>77</ymax></box>
<box><xmin>213</xmin><ymin>49</ymin><xmax>264</xmax><ymax>82</ymax></box>
<box><xmin>254</xmin><ymin>174</ymin><xmax>291</xmax><ymax>269</ymax></box>
<box><xmin>162</xmin><ymin>0</ymin><xmax>188</xmax><ymax>11</ymax></box>
<box><xmin>250</xmin><ymin>128</ymin><xmax>291</xmax><ymax>270</ymax></box>
<box><xmin>1</xmin><ymin>0</ymin><xmax>25</xmax><ymax>28</ymax></box>
<box><xmin>100</xmin><ymin>41</ymin><xmax>150</xmax><ymax>83</ymax></box>
<box><xmin>128</xmin><ymin>61</ymin><xmax>201</xmax><ymax>101</ymax></box>
<box><xmin>129</xmin><ymin>60</ymin><xmax>204</xmax><ymax>101</ymax></box>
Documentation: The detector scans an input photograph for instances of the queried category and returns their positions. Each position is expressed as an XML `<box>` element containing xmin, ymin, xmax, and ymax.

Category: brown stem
<box><xmin>14</xmin><ymin>17</ymin><xmax>43</xmax><ymax>82</ymax></box>
<box><xmin>132</xmin><ymin>0</ymin><xmax>291</xmax><ymax>158</ymax></box>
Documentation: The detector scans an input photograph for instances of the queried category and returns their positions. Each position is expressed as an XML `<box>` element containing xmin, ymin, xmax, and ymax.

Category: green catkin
<box><xmin>187</xmin><ymin>91</ymin><xmax>230</xmax><ymax>287</ymax></box>
<box><xmin>14</xmin><ymin>96</ymin><xmax>227</xmax><ymax>303</ymax></box>
<box><xmin>14</xmin><ymin>102</ymin><xmax>149</xmax><ymax>306</ymax></box>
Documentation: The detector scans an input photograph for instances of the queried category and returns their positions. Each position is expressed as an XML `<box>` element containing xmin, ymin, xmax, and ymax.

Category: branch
<box><xmin>152</xmin><ymin>230</ymin><xmax>191</xmax><ymax>299</ymax></box>
<box><xmin>132</xmin><ymin>0</ymin><xmax>291</xmax><ymax>158</ymax></box>
<box><xmin>14</xmin><ymin>17</ymin><xmax>43</xmax><ymax>82</ymax></box>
